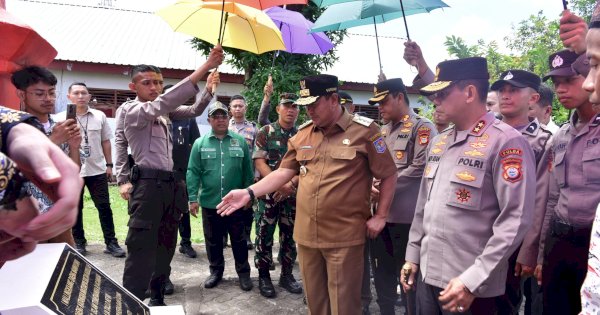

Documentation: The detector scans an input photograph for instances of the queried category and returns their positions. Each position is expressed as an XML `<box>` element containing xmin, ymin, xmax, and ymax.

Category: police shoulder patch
<box><xmin>298</xmin><ymin>120</ymin><xmax>313</xmax><ymax>130</ymax></box>
<box><xmin>353</xmin><ymin>115</ymin><xmax>373</xmax><ymax>127</ymax></box>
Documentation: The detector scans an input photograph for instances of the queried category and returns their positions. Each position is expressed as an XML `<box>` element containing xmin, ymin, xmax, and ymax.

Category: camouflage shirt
<box><xmin>253</xmin><ymin>121</ymin><xmax>298</xmax><ymax>171</ymax></box>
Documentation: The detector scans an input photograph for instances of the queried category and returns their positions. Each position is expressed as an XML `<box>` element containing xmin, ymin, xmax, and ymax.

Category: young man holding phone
<box><xmin>56</xmin><ymin>82</ymin><xmax>125</xmax><ymax>257</ymax></box>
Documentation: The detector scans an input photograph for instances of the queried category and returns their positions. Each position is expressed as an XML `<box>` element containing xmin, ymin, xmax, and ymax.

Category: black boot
<box><xmin>258</xmin><ymin>269</ymin><xmax>276</xmax><ymax>298</ymax></box>
<box><xmin>148</xmin><ymin>276</ymin><xmax>167</xmax><ymax>306</ymax></box>
<box><xmin>279</xmin><ymin>272</ymin><xmax>302</xmax><ymax>294</ymax></box>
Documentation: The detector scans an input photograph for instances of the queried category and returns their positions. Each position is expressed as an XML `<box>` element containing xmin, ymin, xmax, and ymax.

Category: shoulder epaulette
<box><xmin>352</xmin><ymin>114</ymin><xmax>373</xmax><ymax>127</ymax></box>
<box><xmin>298</xmin><ymin>120</ymin><xmax>313</xmax><ymax>130</ymax></box>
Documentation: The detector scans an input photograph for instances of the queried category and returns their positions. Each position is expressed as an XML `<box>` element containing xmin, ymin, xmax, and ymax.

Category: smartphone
<box><xmin>66</xmin><ymin>103</ymin><xmax>76</xmax><ymax>120</ymax></box>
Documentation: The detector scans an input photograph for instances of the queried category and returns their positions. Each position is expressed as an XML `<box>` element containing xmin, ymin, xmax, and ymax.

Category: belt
<box><xmin>138</xmin><ymin>167</ymin><xmax>174</xmax><ymax>181</ymax></box>
<box><xmin>550</xmin><ymin>216</ymin><xmax>592</xmax><ymax>245</ymax></box>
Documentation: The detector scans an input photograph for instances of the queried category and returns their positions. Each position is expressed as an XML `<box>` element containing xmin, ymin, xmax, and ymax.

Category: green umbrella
<box><xmin>311</xmin><ymin>0</ymin><xmax>448</xmax><ymax>33</ymax></box>
<box><xmin>311</xmin><ymin>0</ymin><xmax>448</xmax><ymax>70</ymax></box>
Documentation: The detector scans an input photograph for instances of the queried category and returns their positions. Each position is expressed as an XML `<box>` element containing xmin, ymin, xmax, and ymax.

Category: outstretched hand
<box><xmin>217</xmin><ymin>189</ymin><xmax>250</xmax><ymax>216</ymax></box>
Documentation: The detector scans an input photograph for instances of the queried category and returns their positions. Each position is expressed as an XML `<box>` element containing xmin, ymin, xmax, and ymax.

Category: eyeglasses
<box><xmin>211</xmin><ymin>114</ymin><xmax>229</xmax><ymax>120</ymax></box>
<box><xmin>27</xmin><ymin>90</ymin><xmax>57</xmax><ymax>100</ymax></box>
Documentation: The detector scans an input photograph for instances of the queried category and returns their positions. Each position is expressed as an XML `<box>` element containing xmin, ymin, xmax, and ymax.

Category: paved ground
<box><xmin>86</xmin><ymin>243</ymin><xmax>397</xmax><ymax>315</ymax></box>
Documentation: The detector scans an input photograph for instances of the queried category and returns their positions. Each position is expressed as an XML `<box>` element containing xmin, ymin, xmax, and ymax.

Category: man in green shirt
<box><xmin>187</xmin><ymin>102</ymin><xmax>254</xmax><ymax>291</ymax></box>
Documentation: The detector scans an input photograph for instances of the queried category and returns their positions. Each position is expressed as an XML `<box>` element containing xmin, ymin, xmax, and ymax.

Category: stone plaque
<box><xmin>40</xmin><ymin>246</ymin><xmax>149</xmax><ymax>315</ymax></box>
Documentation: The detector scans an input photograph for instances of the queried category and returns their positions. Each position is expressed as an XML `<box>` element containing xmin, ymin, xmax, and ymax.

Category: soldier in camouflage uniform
<box><xmin>253</xmin><ymin>93</ymin><xmax>303</xmax><ymax>298</ymax></box>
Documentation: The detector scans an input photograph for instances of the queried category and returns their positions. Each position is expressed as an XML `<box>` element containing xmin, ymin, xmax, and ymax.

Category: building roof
<box><xmin>7</xmin><ymin>0</ymin><xmax>417</xmax><ymax>93</ymax></box>
<box><xmin>6</xmin><ymin>0</ymin><xmax>239</xmax><ymax>73</ymax></box>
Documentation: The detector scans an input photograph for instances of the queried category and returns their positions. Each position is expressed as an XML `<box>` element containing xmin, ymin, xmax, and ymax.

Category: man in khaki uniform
<box><xmin>114</xmin><ymin>47</ymin><xmax>223</xmax><ymax>305</ymax></box>
<box><xmin>401</xmin><ymin>57</ymin><xmax>536</xmax><ymax>314</ymax></box>
<box><xmin>490</xmin><ymin>70</ymin><xmax>552</xmax><ymax>314</ymax></box>
<box><xmin>217</xmin><ymin>74</ymin><xmax>397</xmax><ymax>315</ymax></box>
<box><xmin>367</xmin><ymin>78</ymin><xmax>436</xmax><ymax>315</ymax></box>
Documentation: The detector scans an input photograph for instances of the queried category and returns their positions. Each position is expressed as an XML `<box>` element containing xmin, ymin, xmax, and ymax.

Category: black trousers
<box><xmin>122</xmin><ymin>178</ymin><xmax>183</xmax><ymax>300</ymax></box>
<box><xmin>497</xmin><ymin>247</ymin><xmax>522</xmax><ymax>314</ymax></box>
<box><xmin>72</xmin><ymin>173</ymin><xmax>117</xmax><ymax>244</ymax></box>
<box><xmin>202</xmin><ymin>207</ymin><xmax>250</xmax><ymax>276</ymax></box>
<box><xmin>541</xmin><ymin>219</ymin><xmax>590</xmax><ymax>315</ymax></box>
<box><xmin>416</xmin><ymin>273</ymin><xmax>499</xmax><ymax>315</ymax></box>
<box><xmin>178</xmin><ymin>212</ymin><xmax>192</xmax><ymax>245</ymax></box>
<box><xmin>370</xmin><ymin>223</ymin><xmax>413</xmax><ymax>315</ymax></box>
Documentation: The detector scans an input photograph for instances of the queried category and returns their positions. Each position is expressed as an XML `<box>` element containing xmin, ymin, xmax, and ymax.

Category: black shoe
<box><xmin>269</xmin><ymin>263</ymin><xmax>276</xmax><ymax>271</ymax></box>
<box><xmin>104</xmin><ymin>240</ymin><xmax>126</xmax><ymax>258</ymax></box>
<box><xmin>258</xmin><ymin>275</ymin><xmax>276</xmax><ymax>298</ymax></box>
<box><xmin>148</xmin><ymin>299</ymin><xmax>167</xmax><ymax>306</ymax></box>
<box><xmin>74</xmin><ymin>240</ymin><xmax>87</xmax><ymax>256</ymax></box>
<box><xmin>279</xmin><ymin>273</ymin><xmax>302</xmax><ymax>294</ymax></box>
<box><xmin>239</xmin><ymin>274</ymin><xmax>253</xmax><ymax>291</ymax></box>
<box><xmin>246</xmin><ymin>239</ymin><xmax>254</xmax><ymax>250</ymax></box>
<box><xmin>164</xmin><ymin>278</ymin><xmax>174</xmax><ymax>295</ymax></box>
<box><xmin>204</xmin><ymin>273</ymin><xmax>222</xmax><ymax>289</ymax></box>
<box><xmin>179</xmin><ymin>244</ymin><xmax>197</xmax><ymax>258</ymax></box>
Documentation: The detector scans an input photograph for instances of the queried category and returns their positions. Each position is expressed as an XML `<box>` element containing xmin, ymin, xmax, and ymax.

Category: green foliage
<box><xmin>442</xmin><ymin>0</ymin><xmax>597</xmax><ymax>125</ymax></box>
<box><xmin>189</xmin><ymin>4</ymin><xmax>346</xmax><ymax>125</ymax></box>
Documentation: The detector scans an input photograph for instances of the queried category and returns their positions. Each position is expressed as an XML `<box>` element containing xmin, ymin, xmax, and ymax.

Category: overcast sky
<box><xmin>53</xmin><ymin>0</ymin><xmax>560</xmax><ymax>84</ymax></box>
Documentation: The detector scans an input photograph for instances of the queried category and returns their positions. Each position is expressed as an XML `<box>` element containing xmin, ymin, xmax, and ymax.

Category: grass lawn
<box><xmin>81</xmin><ymin>185</ymin><xmax>206</xmax><ymax>244</ymax></box>
<box><xmin>81</xmin><ymin>185</ymin><xmax>262</xmax><ymax>244</ymax></box>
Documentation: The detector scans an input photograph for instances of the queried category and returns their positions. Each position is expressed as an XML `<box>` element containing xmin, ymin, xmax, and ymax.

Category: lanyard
<box><xmin>76</xmin><ymin>113</ymin><xmax>89</xmax><ymax>144</ymax></box>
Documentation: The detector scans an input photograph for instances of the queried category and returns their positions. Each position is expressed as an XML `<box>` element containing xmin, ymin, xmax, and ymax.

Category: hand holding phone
<box><xmin>66</xmin><ymin>104</ymin><xmax>76</xmax><ymax>120</ymax></box>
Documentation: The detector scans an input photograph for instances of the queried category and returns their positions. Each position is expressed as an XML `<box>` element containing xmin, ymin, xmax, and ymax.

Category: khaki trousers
<box><xmin>298</xmin><ymin>243</ymin><xmax>364</xmax><ymax>315</ymax></box>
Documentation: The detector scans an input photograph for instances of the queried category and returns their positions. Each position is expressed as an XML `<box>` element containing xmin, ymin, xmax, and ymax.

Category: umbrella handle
<box><xmin>212</xmin><ymin>68</ymin><xmax>219</xmax><ymax>95</ymax></box>
<box><xmin>399</xmin><ymin>0</ymin><xmax>411</xmax><ymax>41</ymax></box>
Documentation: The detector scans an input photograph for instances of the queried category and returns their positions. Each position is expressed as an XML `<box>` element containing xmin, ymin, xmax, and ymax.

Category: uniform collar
<box><xmin>451</xmin><ymin>112</ymin><xmax>495</xmax><ymax>144</ymax></box>
<box><xmin>391</xmin><ymin>108</ymin><xmax>417</xmax><ymax>129</ymax></box>
<box><xmin>230</xmin><ymin>118</ymin><xmax>251</xmax><ymax>126</ymax></box>
<box><xmin>275</xmin><ymin>121</ymin><xmax>297</xmax><ymax>133</ymax></box>
<box><xmin>208</xmin><ymin>129</ymin><xmax>232</xmax><ymax>139</ymax></box>
<box><xmin>567</xmin><ymin>111</ymin><xmax>600</xmax><ymax>136</ymax></box>
<box><xmin>522</xmin><ymin>117</ymin><xmax>540</xmax><ymax>136</ymax></box>
<box><xmin>333</xmin><ymin>107</ymin><xmax>354</xmax><ymax>131</ymax></box>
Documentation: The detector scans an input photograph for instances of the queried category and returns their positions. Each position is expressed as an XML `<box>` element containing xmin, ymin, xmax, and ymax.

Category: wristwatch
<box><xmin>246</xmin><ymin>187</ymin><xmax>255</xmax><ymax>200</ymax></box>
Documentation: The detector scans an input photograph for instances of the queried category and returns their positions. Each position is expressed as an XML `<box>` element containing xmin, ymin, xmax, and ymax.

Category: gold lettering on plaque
<box><xmin>91</xmin><ymin>274</ymin><xmax>100</xmax><ymax>314</ymax></box>
<box><xmin>61</xmin><ymin>260</ymin><xmax>79</xmax><ymax>306</ymax></box>
<box><xmin>75</xmin><ymin>265</ymin><xmax>91</xmax><ymax>315</ymax></box>
<box><xmin>116</xmin><ymin>292</ymin><xmax>122</xmax><ymax>315</ymax></box>
<box><xmin>104</xmin><ymin>293</ymin><xmax>114</xmax><ymax>315</ymax></box>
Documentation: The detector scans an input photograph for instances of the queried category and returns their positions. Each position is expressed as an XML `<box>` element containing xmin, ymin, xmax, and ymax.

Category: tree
<box><xmin>190</xmin><ymin>4</ymin><xmax>345</xmax><ymax>124</ymax></box>
<box><xmin>442</xmin><ymin>0</ymin><xmax>597</xmax><ymax>124</ymax></box>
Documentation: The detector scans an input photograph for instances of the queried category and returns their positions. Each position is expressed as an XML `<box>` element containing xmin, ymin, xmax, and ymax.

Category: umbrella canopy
<box><xmin>311</xmin><ymin>0</ymin><xmax>448</xmax><ymax>32</ymax></box>
<box><xmin>156</xmin><ymin>0</ymin><xmax>285</xmax><ymax>54</ymax></box>
<box><xmin>265</xmin><ymin>6</ymin><xmax>334</xmax><ymax>55</ymax></box>
<box><xmin>0</xmin><ymin>7</ymin><xmax>57</xmax><ymax>109</ymax></box>
<box><xmin>235</xmin><ymin>0</ymin><xmax>308</xmax><ymax>10</ymax></box>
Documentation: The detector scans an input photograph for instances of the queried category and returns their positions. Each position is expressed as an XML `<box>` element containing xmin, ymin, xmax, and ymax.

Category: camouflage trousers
<box><xmin>254</xmin><ymin>195</ymin><xmax>297</xmax><ymax>273</ymax></box>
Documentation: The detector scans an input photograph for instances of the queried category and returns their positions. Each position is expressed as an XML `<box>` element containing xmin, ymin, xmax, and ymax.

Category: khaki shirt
<box><xmin>406</xmin><ymin>112</ymin><xmax>535</xmax><ymax>297</ymax></box>
<box><xmin>538</xmin><ymin>112</ymin><xmax>600</xmax><ymax>263</ymax></box>
<box><xmin>115</xmin><ymin>78</ymin><xmax>212</xmax><ymax>184</ymax></box>
<box><xmin>279</xmin><ymin>110</ymin><xmax>396</xmax><ymax>248</ymax></box>
<box><xmin>55</xmin><ymin>108</ymin><xmax>113</xmax><ymax>177</ymax></box>
<box><xmin>515</xmin><ymin>119</ymin><xmax>553</xmax><ymax>267</ymax></box>
<box><xmin>382</xmin><ymin>110</ymin><xmax>437</xmax><ymax>224</ymax></box>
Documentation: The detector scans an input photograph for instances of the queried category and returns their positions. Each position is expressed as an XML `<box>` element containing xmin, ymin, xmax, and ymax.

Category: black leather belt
<box><xmin>138</xmin><ymin>167</ymin><xmax>174</xmax><ymax>181</ymax></box>
<box><xmin>550</xmin><ymin>216</ymin><xmax>592</xmax><ymax>245</ymax></box>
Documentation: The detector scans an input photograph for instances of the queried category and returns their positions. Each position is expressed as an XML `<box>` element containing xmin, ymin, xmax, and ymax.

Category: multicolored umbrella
<box><xmin>235</xmin><ymin>0</ymin><xmax>308</xmax><ymax>9</ymax></box>
<box><xmin>265</xmin><ymin>6</ymin><xmax>334</xmax><ymax>55</ymax></box>
<box><xmin>156</xmin><ymin>0</ymin><xmax>285</xmax><ymax>54</ymax></box>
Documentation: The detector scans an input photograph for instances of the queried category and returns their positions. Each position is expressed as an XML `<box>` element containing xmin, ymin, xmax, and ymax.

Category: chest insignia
<box><xmin>455</xmin><ymin>171</ymin><xmax>476</xmax><ymax>182</ymax></box>
<box><xmin>456</xmin><ymin>188</ymin><xmax>472</xmax><ymax>203</ymax></box>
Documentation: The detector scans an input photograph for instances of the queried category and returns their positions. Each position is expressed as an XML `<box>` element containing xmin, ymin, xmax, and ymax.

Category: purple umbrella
<box><xmin>265</xmin><ymin>6</ymin><xmax>334</xmax><ymax>55</ymax></box>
